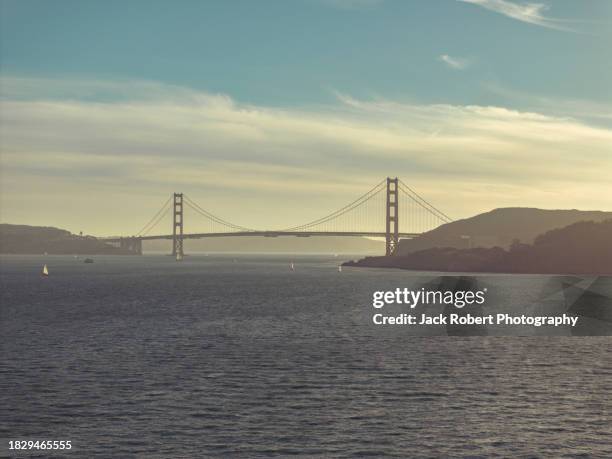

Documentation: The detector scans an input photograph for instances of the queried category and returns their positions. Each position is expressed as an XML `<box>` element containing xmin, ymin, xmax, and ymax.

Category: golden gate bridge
<box><xmin>104</xmin><ymin>178</ymin><xmax>451</xmax><ymax>257</ymax></box>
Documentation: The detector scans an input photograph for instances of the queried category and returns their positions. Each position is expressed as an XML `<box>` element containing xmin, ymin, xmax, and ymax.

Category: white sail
<box><xmin>42</xmin><ymin>264</ymin><xmax>49</xmax><ymax>276</ymax></box>
<box><xmin>290</xmin><ymin>262</ymin><xmax>295</xmax><ymax>271</ymax></box>
<box><xmin>338</xmin><ymin>265</ymin><xmax>342</xmax><ymax>272</ymax></box>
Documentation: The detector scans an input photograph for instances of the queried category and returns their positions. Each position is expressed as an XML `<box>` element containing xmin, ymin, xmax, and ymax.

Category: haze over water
<box><xmin>1</xmin><ymin>255</ymin><xmax>611</xmax><ymax>457</ymax></box>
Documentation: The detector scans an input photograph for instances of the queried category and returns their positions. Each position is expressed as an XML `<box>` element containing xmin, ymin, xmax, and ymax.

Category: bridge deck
<box><xmin>103</xmin><ymin>231</ymin><xmax>420</xmax><ymax>242</ymax></box>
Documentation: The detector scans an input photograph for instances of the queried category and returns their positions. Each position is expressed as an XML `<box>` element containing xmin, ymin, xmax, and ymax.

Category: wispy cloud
<box><xmin>483</xmin><ymin>81</ymin><xmax>612</xmax><ymax>125</ymax></box>
<box><xmin>1</xmin><ymin>77</ymin><xmax>611</xmax><ymax>233</ymax></box>
<box><xmin>439</xmin><ymin>54</ymin><xmax>470</xmax><ymax>70</ymax></box>
<box><xmin>458</xmin><ymin>0</ymin><xmax>572</xmax><ymax>31</ymax></box>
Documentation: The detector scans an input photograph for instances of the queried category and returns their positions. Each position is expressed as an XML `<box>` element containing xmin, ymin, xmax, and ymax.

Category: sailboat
<box><xmin>42</xmin><ymin>264</ymin><xmax>49</xmax><ymax>277</ymax></box>
<box><xmin>290</xmin><ymin>261</ymin><xmax>295</xmax><ymax>272</ymax></box>
<box><xmin>338</xmin><ymin>265</ymin><xmax>342</xmax><ymax>272</ymax></box>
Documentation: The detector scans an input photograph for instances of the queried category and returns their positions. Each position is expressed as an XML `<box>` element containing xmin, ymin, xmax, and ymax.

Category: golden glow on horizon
<box><xmin>1</xmin><ymin>78</ymin><xmax>611</xmax><ymax>235</ymax></box>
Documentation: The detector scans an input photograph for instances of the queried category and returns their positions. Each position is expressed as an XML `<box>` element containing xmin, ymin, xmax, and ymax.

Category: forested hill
<box><xmin>398</xmin><ymin>207</ymin><xmax>612</xmax><ymax>254</ymax></box>
<box><xmin>0</xmin><ymin>224</ymin><xmax>124</xmax><ymax>255</ymax></box>
<box><xmin>347</xmin><ymin>219</ymin><xmax>612</xmax><ymax>275</ymax></box>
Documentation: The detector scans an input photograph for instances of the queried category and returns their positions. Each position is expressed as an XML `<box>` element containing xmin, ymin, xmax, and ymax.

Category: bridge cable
<box><xmin>399</xmin><ymin>180</ymin><xmax>452</xmax><ymax>222</ymax></box>
<box><xmin>183</xmin><ymin>197</ymin><xmax>256</xmax><ymax>232</ymax></box>
<box><xmin>139</xmin><ymin>204</ymin><xmax>171</xmax><ymax>237</ymax></box>
<box><xmin>398</xmin><ymin>180</ymin><xmax>452</xmax><ymax>223</ymax></box>
<box><xmin>183</xmin><ymin>196</ymin><xmax>257</xmax><ymax>232</ymax></box>
<box><xmin>280</xmin><ymin>179</ymin><xmax>387</xmax><ymax>232</ymax></box>
<box><xmin>399</xmin><ymin>187</ymin><xmax>450</xmax><ymax>224</ymax></box>
<box><xmin>282</xmin><ymin>179</ymin><xmax>388</xmax><ymax>232</ymax></box>
<box><xmin>136</xmin><ymin>195</ymin><xmax>173</xmax><ymax>236</ymax></box>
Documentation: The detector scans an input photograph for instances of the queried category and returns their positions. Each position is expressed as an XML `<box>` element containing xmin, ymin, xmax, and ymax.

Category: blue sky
<box><xmin>1</xmin><ymin>0</ymin><xmax>611</xmax><ymax>234</ymax></box>
<box><xmin>2</xmin><ymin>0</ymin><xmax>611</xmax><ymax>108</ymax></box>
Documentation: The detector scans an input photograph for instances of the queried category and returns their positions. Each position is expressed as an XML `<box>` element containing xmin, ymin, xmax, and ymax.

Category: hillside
<box><xmin>0</xmin><ymin>224</ymin><xmax>127</xmax><ymax>255</ymax></box>
<box><xmin>347</xmin><ymin>219</ymin><xmax>612</xmax><ymax>275</ymax></box>
<box><xmin>398</xmin><ymin>207</ymin><xmax>612</xmax><ymax>254</ymax></box>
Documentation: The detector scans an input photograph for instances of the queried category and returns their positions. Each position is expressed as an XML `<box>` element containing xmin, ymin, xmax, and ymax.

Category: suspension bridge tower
<box><xmin>385</xmin><ymin>177</ymin><xmax>399</xmax><ymax>256</ymax></box>
<box><xmin>172</xmin><ymin>192</ymin><xmax>184</xmax><ymax>260</ymax></box>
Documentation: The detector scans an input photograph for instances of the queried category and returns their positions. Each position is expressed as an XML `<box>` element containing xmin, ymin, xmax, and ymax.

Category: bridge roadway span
<box><xmin>104</xmin><ymin>231</ymin><xmax>420</xmax><ymax>243</ymax></box>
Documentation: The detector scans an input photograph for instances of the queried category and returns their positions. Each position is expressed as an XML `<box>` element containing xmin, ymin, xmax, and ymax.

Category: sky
<box><xmin>1</xmin><ymin>0</ymin><xmax>611</xmax><ymax>235</ymax></box>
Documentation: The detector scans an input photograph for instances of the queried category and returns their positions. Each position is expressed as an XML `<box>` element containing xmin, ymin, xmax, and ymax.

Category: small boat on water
<box><xmin>338</xmin><ymin>265</ymin><xmax>342</xmax><ymax>272</ymax></box>
<box><xmin>290</xmin><ymin>261</ymin><xmax>295</xmax><ymax>272</ymax></box>
<box><xmin>84</xmin><ymin>258</ymin><xmax>94</xmax><ymax>264</ymax></box>
<box><xmin>42</xmin><ymin>264</ymin><xmax>49</xmax><ymax>277</ymax></box>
